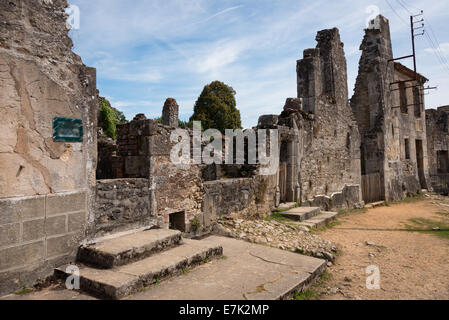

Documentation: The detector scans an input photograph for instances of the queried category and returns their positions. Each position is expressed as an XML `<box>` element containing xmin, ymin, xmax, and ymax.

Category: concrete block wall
<box><xmin>0</xmin><ymin>192</ymin><xmax>87</xmax><ymax>295</ymax></box>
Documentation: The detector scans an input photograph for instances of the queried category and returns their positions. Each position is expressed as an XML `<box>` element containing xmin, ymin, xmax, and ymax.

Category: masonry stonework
<box><xmin>1</xmin><ymin>4</ymin><xmax>442</xmax><ymax>297</ymax></box>
<box><xmin>0</xmin><ymin>0</ymin><xmax>97</xmax><ymax>295</ymax></box>
<box><xmin>351</xmin><ymin>15</ymin><xmax>429</xmax><ymax>202</ymax></box>
<box><xmin>426</xmin><ymin>106</ymin><xmax>449</xmax><ymax>194</ymax></box>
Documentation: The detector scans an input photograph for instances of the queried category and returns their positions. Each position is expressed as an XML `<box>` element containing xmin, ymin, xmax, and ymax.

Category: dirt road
<box><xmin>315</xmin><ymin>195</ymin><xmax>449</xmax><ymax>300</ymax></box>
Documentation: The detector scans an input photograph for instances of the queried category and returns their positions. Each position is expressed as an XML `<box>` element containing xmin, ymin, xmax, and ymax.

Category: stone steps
<box><xmin>276</xmin><ymin>202</ymin><xmax>298</xmax><ymax>212</ymax></box>
<box><xmin>279</xmin><ymin>207</ymin><xmax>321</xmax><ymax>221</ymax></box>
<box><xmin>78</xmin><ymin>229</ymin><xmax>182</xmax><ymax>269</ymax></box>
<box><xmin>55</xmin><ymin>230</ymin><xmax>223</xmax><ymax>300</ymax></box>
<box><xmin>298</xmin><ymin>211</ymin><xmax>339</xmax><ymax>230</ymax></box>
<box><xmin>365</xmin><ymin>201</ymin><xmax>385</xmax><ymax>209</ymax></box>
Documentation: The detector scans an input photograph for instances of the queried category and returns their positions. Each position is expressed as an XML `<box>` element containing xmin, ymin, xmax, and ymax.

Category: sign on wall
<box><xmin>53</xmin><ymin>117</ymin><xmax>83</xmax><ymax>142</ymax></box>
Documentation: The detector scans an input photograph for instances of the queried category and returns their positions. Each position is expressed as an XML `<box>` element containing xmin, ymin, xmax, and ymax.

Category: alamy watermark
<box><xmin>170</xmin><ymin>121</ymin><xmax>279</xmax><ymax>176</ymax></box>
<box><xmin>365</xmin><ymin>5</ymin><xmax>380</xmax><ymax>28</ymax></box>
<box><xmin>366</xmin><ymin>265</ymin><xmax>381</xmax><ymax>290</ymax></box>
<box><xmin>65</xmin><ymin>265</ymin><xmax>80</xmax><ymax>290</ymax></box>
<box><xmin>65</xmin><ymin>5</ymin><xmax>80</xmax><ymax>30</ymax></box>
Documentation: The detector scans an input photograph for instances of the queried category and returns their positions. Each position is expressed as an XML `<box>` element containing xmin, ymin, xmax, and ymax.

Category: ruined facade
<box><xmin>0</xmin><ymin>0</ymin><xmax>97</xmax><ymax>295</ymax></box>
<box><xmin>1</xmin><ymin>4</ymin><xmax>440</xmax><ymax>296</ymax></box>
<box><xmin>351</xmin><ymin>16</ymin><xmax>429</xmax><ymax>202</ymax></box>
<box><xmin>256</xmin><ymin>28</ymin><xmax>364</xmax><ymax>211</ymax></box>
<box><xmin>426</xmin><ymin>106</ymin><xmax>449</xmax><ymax>194</ymax></box>
<box><xmin>297</xmin><ymin>29</ymin><xmax>362</xmax><ymax>208</ymax></box>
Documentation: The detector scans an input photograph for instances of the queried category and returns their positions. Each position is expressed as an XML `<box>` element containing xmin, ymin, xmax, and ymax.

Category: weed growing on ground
<box><xmin>14</xmin><ymin>287</ymin><xmax>33</xmax><ymax>296</ymax></box>
<box><xmin>406</xmin><ymin>218</ymin><xmax>449</xmax><ymax>240</ymax></box>
<box><xmin>294</xmin><ymin>270</ymin><xmax>332</xmax><ymax>301</ymax></box>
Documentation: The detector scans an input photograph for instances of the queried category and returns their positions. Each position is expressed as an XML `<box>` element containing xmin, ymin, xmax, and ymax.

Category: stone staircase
<box><xmin>55</xmin><ymin>229</ymin><xmax>223</xmax><ymax>299</ymax></box>
<box><xmin>279</xmin><ymin>206</ymin><xmax>339</xmax><ymax>230</ymax></box>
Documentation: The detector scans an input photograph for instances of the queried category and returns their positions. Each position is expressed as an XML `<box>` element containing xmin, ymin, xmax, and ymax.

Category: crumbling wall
<box><xmin>426</xmin><ymin>107</ymin><xmax>449</xmax><ymax>194</ymax></box>
<box><xmin>351</xmin><ymin>15</ymin><xmax>428</xmax><ymax>201</ymax></box>
<box><xmin>202</xmin><ymin>177</ymin><xmax>273</xmax><ymax>222</ymax></box>
<box><xmin>0</xmin><ymin>0</ymin><xmax>97</xmax><ymax>295</ymax></box>
<box><xmin>94</xmin><ymin>179</ymin><xmax>152</xmax><ymax>237</ymax></box>
<box><xmin>297</xmin><ymin>28</ymin><xmax>362</xmax><ymax>208</ymax></box>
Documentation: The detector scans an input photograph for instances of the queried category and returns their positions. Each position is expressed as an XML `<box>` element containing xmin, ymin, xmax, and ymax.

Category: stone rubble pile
<box><xmin>216</xmin><ymin>218</ymin><xmax>338</xmax><ymax>262</ymax></box>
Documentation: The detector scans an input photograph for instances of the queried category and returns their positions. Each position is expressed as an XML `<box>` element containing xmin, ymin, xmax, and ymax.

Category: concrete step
<box><xmin>56</xmin><ymin>239</ymin><xmax>223</xmax><ymax>300</ymax></box>
<box><xmin>298</xmin><ymin>212</ymin><xmax>339</xmax><ymax>230</ymax></box>
<box><xmin>275</xmin><ymin>202</ymin><xmax>298</xmax><ymax>212</ymax></box>
<box><xmin>78</xmin><ymin>229</ymin><xmax>182</xmax><ymax>269</ymax></box>
<box><xmin>279</xmin><ymin>207</ymin><xmax>321</xmax><ymax>221</ymax></box>
<box><xmin>365</xmin><ymin>201</ymin><xmax>385</xmax><ymax>209</ymax></box>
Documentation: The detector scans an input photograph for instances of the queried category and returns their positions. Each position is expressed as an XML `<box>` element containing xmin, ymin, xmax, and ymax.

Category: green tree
<box><xmin>99</xmin><ymin>97</ymin><xmax>127</xmax><ymax>140</ymax></box>
<box><xmin>190</xmin><ymin>81</ymin><xmax>242</xmax><ymax>133</ymax></box>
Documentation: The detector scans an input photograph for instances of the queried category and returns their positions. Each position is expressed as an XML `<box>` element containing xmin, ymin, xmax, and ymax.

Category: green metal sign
<box><xmin>53</xmin><ymin>117</ymin><xmax>83</xmax><ymax>142</ymax></box>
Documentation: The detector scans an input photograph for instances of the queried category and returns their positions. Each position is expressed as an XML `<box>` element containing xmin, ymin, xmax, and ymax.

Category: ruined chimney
<box><xmin>162</xmin><ymin>98</ymin><xmax>179</xmax><ymax>128</ymax></box>
<box><xmin>297</xmin><ymin>27</ymin><xmax>349</xmax><ymax>113</ymax></box>
<box><xmin>351</xmin><ymin>15</ymin><xmax>394</xmax><ymax>132</ymax></box>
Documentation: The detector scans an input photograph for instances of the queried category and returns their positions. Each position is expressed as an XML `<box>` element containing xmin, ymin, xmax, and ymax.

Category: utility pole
<box><xmin>389</xmin><ymin>11</ymin><xmax>425</xmax><ymax>86</ymax></box>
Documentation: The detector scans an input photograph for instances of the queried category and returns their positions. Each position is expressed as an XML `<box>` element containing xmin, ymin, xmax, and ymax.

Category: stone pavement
<box><xmin>126</xmin><ymin>236</ymin><xmax>326</xmax><ymax>300</ymax></box>
<box><xmin>1</xmin><ymin>236</ymin><xmax>326</xmax><ymax>301</ymax></box>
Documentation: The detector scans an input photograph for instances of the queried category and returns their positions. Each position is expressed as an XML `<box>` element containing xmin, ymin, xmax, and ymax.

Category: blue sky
<box><xmin>67</xmin><ymin>0</ymin><xmax>449</xmax><ymax>128</ymax></box>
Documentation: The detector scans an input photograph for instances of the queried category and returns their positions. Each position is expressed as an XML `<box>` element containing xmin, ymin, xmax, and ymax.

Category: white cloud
<box><xmin>68</xmin><ymin>0</ymin><xmax>449</xmax><ymax>128</ymax></box>
<box><xmin>425</xmin><ymin>43</ymin><xmax>449</xmax><ymax>57</ymax></box>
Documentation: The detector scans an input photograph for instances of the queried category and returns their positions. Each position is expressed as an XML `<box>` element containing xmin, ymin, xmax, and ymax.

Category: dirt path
<box><xmin>315</xmin><ymin>196</ymin><xmax>449</xmax><ymax>300</ymax></box>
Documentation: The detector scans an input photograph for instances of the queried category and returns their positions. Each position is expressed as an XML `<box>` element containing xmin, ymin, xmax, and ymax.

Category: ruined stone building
<box><xmin>0</xmin><ymin>2</ymin><xmax>441</xmax><ymax>297</ymax></box>
<box><xmin>426</xmin><ymin>106</ymin><xmax>449</xmax><ymax>195</ymax></box>
<box><xmin>351</xmin><ymin>16</ymin><xmax>430</xmax><ymax>202</ymax></box>
<box><xmin>257</xmin><ymin>28</ymin><xmax>363</xmax><ymax>211</ymax></box>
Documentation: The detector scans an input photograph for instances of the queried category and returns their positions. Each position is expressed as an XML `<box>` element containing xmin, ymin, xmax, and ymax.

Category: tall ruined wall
<box><xmin>297</xmin><ymin>28</ymin><xmax>362</xmax><ymax>207</ymax></box>
<box><xmin>0</xmin><ymin>0</ymin><xmax>97</xmax><ymax>295</ymax></box>
<box><xmin>351</xmin><ymin>15</ymin><xmax>394</xmax><ymax>190</ymax></box>
<box><xmin>393</xmin><ymin>68</ymin><xmax>430</xmax><ymax>194</ymax></box>
<box><xmin>426</xmin><ymin>107</ymin><xmax>449</xmax><ymax>194</ymax></box>
<box><xmin>351</xmin><ymin>15</ymin><xmax>428</xmax><ymax>201</ymax></box>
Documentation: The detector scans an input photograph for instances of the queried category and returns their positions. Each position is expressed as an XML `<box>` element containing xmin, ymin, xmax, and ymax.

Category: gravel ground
<box><xmin>314</xmin><ymin>194</ymin><xmax>449</xmax><ymax>300</ymax></box>
<box><xmin>216</xmin><ymin>217</ymin><xmax>338</xmax><ymax>262</ymax></box>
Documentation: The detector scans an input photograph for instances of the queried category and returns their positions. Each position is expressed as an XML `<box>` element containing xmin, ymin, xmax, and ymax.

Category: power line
<box><xmin>390</xmin><ymin>0</ymin><xmax>449</xmax><ymax>75</ymax></box>
<box><xmin>395</xmin><ymin>0</ymin><xmax>413</xmax><ymax>15</ymax></box>
<box><xmin>424</xmin><ymin>32</ymin><xmax>449</xmax><ymax>74</ymax></box>
<box><xmin>423</xmin><ymin>14</ymin><xmax>449</xmax><ymax>68</ymax></box>
<box><xmin>384</xmin><ymin>0</ymin><xmax>409</xmax><ymax>26</ymax></box>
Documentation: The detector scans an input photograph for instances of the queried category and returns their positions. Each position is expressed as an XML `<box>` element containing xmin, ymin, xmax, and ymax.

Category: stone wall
<box><xmin>0</xmin><ymin>0</ymin><xmax>97</xmax><ymax>295</ymax></box>
<box><xmin>297</xmin><ymin>28</ymin><xmax>363</xmax><ymax>207</ymax></box>
<box><xmin>351</xmin><ymin>15</ymin><xmax>429</xmax><ymax>202</ymax></box>
<box><xmin>426</xmin><ymin>107</ymin><xmax>449</xmax><ymax>194</ymax></box>
<box><xmin>93</xmin><ymin>179</ymin><xmax>153</xmax><ymax>237</ymax></box>
<box><xmin>202</xmin><ymin>177</ymin><xmax>274</xmax><ymax>221</ymax></box>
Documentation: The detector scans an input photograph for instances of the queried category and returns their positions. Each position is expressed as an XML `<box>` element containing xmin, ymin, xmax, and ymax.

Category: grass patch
<box><xmin>264</xmin><ymin>212</ymin><xmax>298</xmax><ymax>228</ymax></box>
<box><xmin>385</xmin><ymin>194</ymin><xmax>425</xmax><ymax>207</ymax></box>
<box><xmin>435</xmin><ymin>211</ymin><xmax>449</xmax><ymax>217</ymax></box>
<box><xmin>312</xmin><ymin>220</ymin><xmax>342</xmax><ymax>233</ymax></box>
<box><xmin>14</xmin><ymin>287</ymin><xmax>34</xmax><ymax>296</ymax></box>
<box><xmin>294</xmin><ymin>270</ymin><xmax>332</xmax><ymax>301</ymax></box>
<box><xmin>338</xmin><ymin>207</ymin><xmax>367</xmax><ymax>216</ymax></box>
<box><xmin>406</xmin><ymin>218</ymin><xmax>449</xmax><ymax>240</ymax></box>
<box><xmin>295</xmin><ymin>289</ymin><xmax>319</xmax><ymax>300</ymax></box>
<box><xmin>202</xmin><ymin>257</ymin><xmax>211</xmax><ymax>264</ymax></box>
<box><xmin>154</xmin><ymin>275</ymin><xmax>161</xmax><ymax>286</ymax></box>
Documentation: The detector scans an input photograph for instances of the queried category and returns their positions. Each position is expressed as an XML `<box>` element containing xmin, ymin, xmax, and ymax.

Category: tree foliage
<box><xmin>190</xmin><ymin>81</ymin><xmax>242</xmax><ymax>133</ymax></box>
<box><xmin>99</xmin><ymin>97</ymin><xmax>127</xmax><ymax>140</ymax></box>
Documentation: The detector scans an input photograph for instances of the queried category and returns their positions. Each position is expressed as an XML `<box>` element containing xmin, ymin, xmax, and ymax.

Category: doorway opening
<box><xmin>169</xmin><ymin>211</ymin><xmax>186</xmax><ymax>232</ymax></box>
<box><xmin>415</xmin><ymin>140</ymin><xmax>427</xmax><ymax>189</ymax></box>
